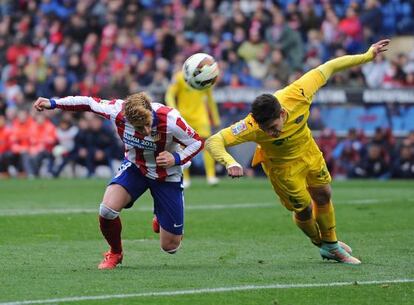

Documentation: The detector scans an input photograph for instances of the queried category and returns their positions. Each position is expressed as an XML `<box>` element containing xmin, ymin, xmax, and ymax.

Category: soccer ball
<box><xmin>182</xmin><ymin>53</ymin><xmax>219</xmax><ymax>90</ymax></box>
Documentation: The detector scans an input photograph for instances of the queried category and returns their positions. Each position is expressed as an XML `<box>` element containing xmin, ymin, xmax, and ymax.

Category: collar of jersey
<box><xmin>151</xmin><ymin>110</ymin><xmax>158</xmax><ymax>128</ymax></box>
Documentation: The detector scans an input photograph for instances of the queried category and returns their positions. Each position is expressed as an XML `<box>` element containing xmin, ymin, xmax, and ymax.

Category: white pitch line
<box><xmin>0</xmin><ymin>198</ymin><xmax>398</xmax><ymax>216</ymax></box>
<box><xmin>0</xmin><ymin>203</ymin><xmax>276</xmax><ymax>216</ymax></box>
<box><xmin>1</xmin><ymin>279</ymin><xmax>413</xmax><ymax>305</ymax></box>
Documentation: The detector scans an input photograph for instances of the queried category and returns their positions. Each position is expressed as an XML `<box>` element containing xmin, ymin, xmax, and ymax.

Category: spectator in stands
<box><xmin>316</xmin><ymin>128</ymin><xmax>337</xmax><ymax>174</ymax></box>
<box><xmin>147</xmin><ymin>71</ymin><xmax>170</xmax><ymax>103</ymax></box>
<box><xmin>76</xmin><ymin>114</ymin><xmax>116</xmax><ymax>178</ymax></box>
<box><xmin>321</xmin><ymin>8</ymin><xmax>340</xmax><ymax>48</ymax></box>
<box><xmin>220</xmin><ymin>50</ymin><xmax>247</xmax><ymax>86</ymax></box>
<box><xmin>246</xmin><ymin>47</ymin><xmax>269</xmax><ymax>81</ymax></box>
<box><xmin>362</xmin><ymin>53</ymin><xmax>390</xmax><ymax>88</ymax></box>
<box><xmin>351</xmin><ymin>143</ymin><xmax>390</xmax><ymax>179</ymax></box>
<box><xmin>265</xmin><ymin>10</ymin><xmax>304</xmax><ymax>70</ymax></box>
<box><xmin>401</xmin><ymin>131</ymin><xmax>414</xmax><ymax>157</ymax></box>
<box><xmin>52</xmin><ymin>114</ymin><xmax>79</xmax><ymax>178</ymax></box>
<box><xmin>0</xmin><ymin>98</ymin><xmax>6</xmax><ymax>116</ymax></box>
<box><xmin>298</xmin><ymin>1</ymin><xmax>321</xmax><ymax>34</ymax></box>
<box><xmin>304</xmin><ymin>29</ymin><xmax>324</xmax><ymax>70</ymax></box>
<box><xmin>29</xmin><ymin>111</ymin><xmax>57</xmax><ymax>177</ymax></box>
<box><xmin>382</xmin><ymin>60</ymin><xmax>406</xmax><ymax>88</ymax></box>
<box><xmin>391</xmin><ymin>144</ymin><xmax>414</xmax><ymax>178</ymax></box>
<box><xmin>9</xmin><ymin>109</ymin><xmax>33</xmax><ymax>177</ymax></box>
<box><xmin>237</xmin><ymin>28</ymin><xmax>267</xmax><ymax>63</ymax></box>
<box><xmin>359</xmin><ymin>0</ymin><xmax>383</xmax><ymax>36</ymax></box>
<box><xmin>338</xmin><ymin>6</ymin><xmax>363</xmax><ymax>54</ymax></box>
<box><xmin>370</xmin><ymin>127</ymin><xmax>396</xmax><ymax>162</ymax></box>
<box><xmin>0</xmin><ymin>114</ymin><xmax>10</xmax><ymax>178</ymax></box>
<box><xmin>266</xmin><ymin>48</ymin><xmax>291</xmax><ymax>88</ymax></box>
<box><xmin>0</xmin><ymin>0</ymin><xmax>412</xmax><ymax>182</ymax></box>
<box><xmin>332</xmin><ymin>128</ymin><xmax>363</xmax><ymax>178</ymax></box>
<box><xmin>308</xmin><ymin>106</ymin><xmax>325</xmax><ymax>131</ymax></box>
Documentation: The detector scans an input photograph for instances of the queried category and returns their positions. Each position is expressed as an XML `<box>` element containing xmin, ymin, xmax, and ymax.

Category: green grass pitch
<box><xmin>0</xmin><ymin>178</ymin><xmax>413</xmax><ymax>305</ymax></box>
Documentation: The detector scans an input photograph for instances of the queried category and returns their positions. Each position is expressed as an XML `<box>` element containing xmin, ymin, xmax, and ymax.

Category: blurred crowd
<box><xmin>0</xmin><ymin>109</ymin><xmax>123</xmax><ymax>178</ymax></box>
<box><xmin>316</xmin><ymin>127</ymin><xmax>414</xmax><ymax>179</ymax></box>
<box><xmin>0</xmin><ymin>0</ymin><xmax>414</xmax><ymax>179</ymax></box>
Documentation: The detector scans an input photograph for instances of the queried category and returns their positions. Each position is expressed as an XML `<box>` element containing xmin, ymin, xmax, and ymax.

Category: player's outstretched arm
<box><xmin>33</xmin><ymin>97</ymin><xmax>52</xmax><ymax>112</ymax></box>
<box><xmin>318</xmin><ymin>39</ymin><xmax>390</xmax><ymax>80</ymax></box>
<box><xmin>34</xmin><ymin>96</ymin><xmax>118</xmax><ymax>120</ymax></box>
<box><xmin>205</xmin><ymin>133</ymin><xmax>243</xmax><ymax>178</ymax></box>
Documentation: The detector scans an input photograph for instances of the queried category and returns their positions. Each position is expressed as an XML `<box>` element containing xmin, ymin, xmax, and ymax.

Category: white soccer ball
<box><xmin>182</xmin><ymin>53</ymin><xmax>219</xmax><ymax>90</ymax></box>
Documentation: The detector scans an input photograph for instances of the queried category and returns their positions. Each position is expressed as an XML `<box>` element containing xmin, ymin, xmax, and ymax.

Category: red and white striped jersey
<box><xmin>52</xmin><ymin>96</ymin><xmax>204</xmax><ymax>182</ymax></box>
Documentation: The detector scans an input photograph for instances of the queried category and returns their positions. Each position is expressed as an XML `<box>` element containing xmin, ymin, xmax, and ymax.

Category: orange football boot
<box><xmin>98</xmin><ymin>251</ymin><xmax>123</xmax><ymax>270</ymax></box>
<box><xmin>152</xmin><ymin>216</ymin><xmax>160</xmax><ymax>233</ymax></box>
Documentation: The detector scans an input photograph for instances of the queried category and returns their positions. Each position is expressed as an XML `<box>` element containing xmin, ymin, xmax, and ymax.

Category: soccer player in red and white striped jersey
<box><xmin>34</xmin><ymin>92</ymin><xmax>204</xmax><ymax>269</ymax></box>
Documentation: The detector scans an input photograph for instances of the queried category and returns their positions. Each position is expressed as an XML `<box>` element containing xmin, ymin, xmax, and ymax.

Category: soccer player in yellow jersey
<box><xmin>166</xmin><ymin>70</ymin><xmax>221</xmax><ymax>187</ymax></box>
<box><xmin>206</xmin><ymin>39</ymin><xmax>390</xmax><ymax>264</ymax></box>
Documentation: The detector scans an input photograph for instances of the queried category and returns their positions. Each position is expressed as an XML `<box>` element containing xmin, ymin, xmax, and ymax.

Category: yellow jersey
<box><xmin>219</xmin><ymin>69</ymin><xmax>326</xmax><ymax>164</ymax></box>
<box><xmin>205</xmin><ymin>48</ymin><xmax>375</xmax><ymax>168</ymax></box>
<box><xmin>165</xmin><ymin>71</ymin><xmax>220</xmax><ymax>138</ymax></box>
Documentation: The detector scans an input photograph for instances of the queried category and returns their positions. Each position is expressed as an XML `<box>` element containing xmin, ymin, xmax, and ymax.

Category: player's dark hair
<box><xmin>251</xmin><ymin>94</ymin><xmax>282</xmax><ymax>124</ymax></box>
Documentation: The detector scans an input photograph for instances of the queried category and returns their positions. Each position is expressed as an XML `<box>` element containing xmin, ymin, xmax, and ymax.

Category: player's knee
<box><xmin>312</xmin><ymin>190</ymin><xmax>331</xmax><ymax>205</ymax></box>
<box><xmin>294</xmin><ymin>205</ymin><xmax>312</xmax><ymax>221</ymax></box>
<box><xmin>161</xmin><ymin>240</ymin><xmax>181</xmax><ymax>254</ymax></box>
<box><xmin>99</xmin><ymin>203</ymin><xmax>119</xmax><ymax>220</ymax></box>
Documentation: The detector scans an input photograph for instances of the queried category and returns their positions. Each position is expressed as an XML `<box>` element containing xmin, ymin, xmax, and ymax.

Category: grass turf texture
<box><xmin>0</xmin><ymin>178</ymin><xmax>413</xmax><ymax>305</ymax></box>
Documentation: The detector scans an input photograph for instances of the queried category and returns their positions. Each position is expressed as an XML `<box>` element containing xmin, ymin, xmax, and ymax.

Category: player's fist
<box><xmin>370</xmin><ymin>39</ymin><xmax>390</xmax><ymax>58</ymax></box>
<box><xmin>156</xmin><ymin>151</ymin><xmax>175</xmax><ymax>168</ymax></box>
<box><xmin>227</xmin><ymin>164</ymin><xmax>243</xmax><ymax>178</ymax></box>
<box><xmin>33</xmin><ymin>97</ymin><xmax>52</xmax><ymax>112</ymax></box>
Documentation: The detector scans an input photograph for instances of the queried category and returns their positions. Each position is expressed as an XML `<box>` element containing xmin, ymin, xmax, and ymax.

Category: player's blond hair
<box><xmin>124</xmin><ymin>92</ymin><xmax>152</xmax><ymax>128</ymax></box>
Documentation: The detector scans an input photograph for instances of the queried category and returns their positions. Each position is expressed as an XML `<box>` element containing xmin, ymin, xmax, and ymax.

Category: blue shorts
<box><xmin>109</xmin><ymin>159</ymin><xmax>184</xmax><ymax>235</ymax></box>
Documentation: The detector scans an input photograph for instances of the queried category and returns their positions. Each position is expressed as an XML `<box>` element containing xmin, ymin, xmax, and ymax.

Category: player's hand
<box><xmin>33</xmin><ymin>97</ymin><xmax>52</xmax><ymax>112</ymax></box>
<box><xmin>156</xmin><ymin>151</ymin><xmax>175</xmax><ymax>168</ymax></box>
<box><xmin>227</xmin><ymin>164</ymin><xmax>244</xmax><ymax>178</ymax></box>
<box><xmin>370</xmin><ymin>39</ymin><xmax>390</xmax><ymax>58</ymax></box>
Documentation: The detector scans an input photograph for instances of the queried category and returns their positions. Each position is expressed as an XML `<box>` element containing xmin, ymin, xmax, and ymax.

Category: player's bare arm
<box><xmin>33</xmin><ymin>97</ymin><xmax>52</xmax><ymax>111</ymax></box>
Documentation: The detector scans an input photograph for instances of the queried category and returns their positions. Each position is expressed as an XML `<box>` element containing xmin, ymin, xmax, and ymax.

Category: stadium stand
<box><xmin>0</xmin><ymin>0</ymin><xmax>413</xmax><ymax>179</ymax></box>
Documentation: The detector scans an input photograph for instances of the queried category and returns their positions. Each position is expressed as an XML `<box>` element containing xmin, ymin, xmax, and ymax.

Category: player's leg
<box><xmin>203</xmin><ymin>150</ymin><xmax>219</xmax><ymax>185</ymax></box>
<box><xmin>183</xmin><ymin>168</ymin><xmax>191</xmax><ymax>188</ymax></box>
<box><xmin>265</xmin><ymin>160</ymin><xmax>321</xmax><ymax>244</ymax></box>
<box><xmin>307</xmin><ymin>153</ymin><xmax>361</xmax><ymax>264</ymax></box>
<box><xmin>149</xmin><ymin>180</ymin><xmax>184</xmax><ymax>254</ymax></box>
<box><xmin>196</xmin><ymin>124</ymin><xmax>218</xmax><ymax>185</ymax></box>
<box><xmin>98</xmin><ymin>184</ymin><xmax>130</xmax><ymax>269</ymax></box>
<box><xmin>266</xmin><ymin>158</ymin><xmax>351</xmax><ymax>259</ymax></box>
<box><xmin>160</xmin><ymin>227</ymin><xmax>182</xmax><ymax>254</ymax></box>
<box><xmin>307</xmin><ymin>184</ymin><xmax>337</xmax><ymax>243</ymax></box>
<box><xmin>98</xmin><ymin>160</ymin><xmax>148</xmax><ymax>269</ymax></box>
<box><xmin>293</xmin><ymin>205</ymin><xmax>322</xmax><ymax>246</ymax></box>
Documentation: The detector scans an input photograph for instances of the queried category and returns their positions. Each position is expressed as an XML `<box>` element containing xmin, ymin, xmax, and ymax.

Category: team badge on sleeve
<box><xmin>231</xmin><ymin>121</ymin><xmax>247</xmax><ymax>135</ymax></box>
